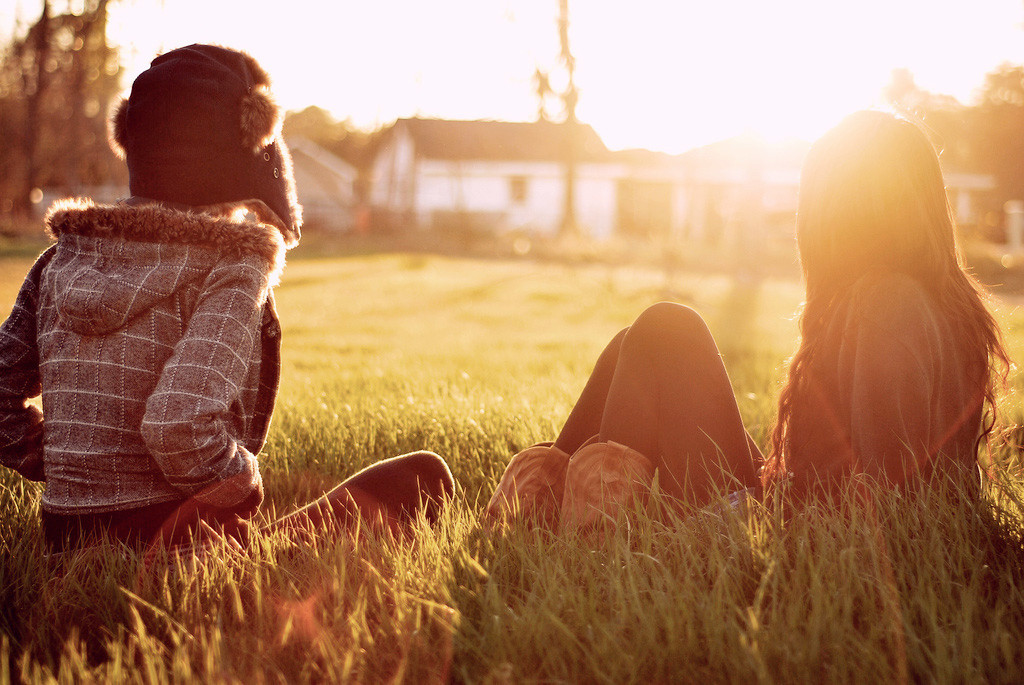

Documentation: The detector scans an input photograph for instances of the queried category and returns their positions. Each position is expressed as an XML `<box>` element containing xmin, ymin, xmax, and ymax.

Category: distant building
<box><xmin>365</xmin><ymin>117</ymin><xmax>999</xmax><ymax>243</ymax></box>
<box><xmin>369</xmin><ymin>117</ymin><xmax>623</xmax><ymax>238</ymax></box>
<box><xmin>28</xmin><ymin>119</ymin><xmax>997</xmax><ymax>242</ymax></box>
<box><xmin>286</xmin><ymin>135</ymin><xmax>359</xmax><ymax>231</ymax></box>
<box><xmin>672</xmin><ymin>135</ymin><xmax>995</xmax><ymax>242</ymax></box>
<box><xmin>944</xmin><ymin>171</ymin><xmax>996</xmax><ymax>227</ymax></box>
<box><xmin>29</xmin><ymin>137</ymin><xmax>362</xmax><ymax>232</ymax></box>
<box><xmin>673</xmin><ymin>135</ymin><xmax>808</xmax><ymax>246</ymax></box>
<box><xmin>367</xmin><ymin>118</ymin><xmax>807</xmax><ymax>244</ymax></box>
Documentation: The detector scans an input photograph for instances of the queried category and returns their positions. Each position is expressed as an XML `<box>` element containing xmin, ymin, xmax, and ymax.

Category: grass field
<box><xmin>2</xmin><ymin>238</ymin><xmax>1024</xmax><ymax>683</ymax></box>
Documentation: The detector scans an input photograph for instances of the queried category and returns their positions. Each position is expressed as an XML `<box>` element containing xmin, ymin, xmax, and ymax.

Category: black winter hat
<box><xmin>109</xmin><ymin>44</ymin><xmax>301</xmax><ymax>245</ymax></box>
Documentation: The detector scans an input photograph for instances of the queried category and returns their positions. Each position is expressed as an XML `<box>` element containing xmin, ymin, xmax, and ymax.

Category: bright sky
<box><xmin>4</xmin><ymin>0</ymin><xmax>1024</xmax><ymax>153</ymax></box>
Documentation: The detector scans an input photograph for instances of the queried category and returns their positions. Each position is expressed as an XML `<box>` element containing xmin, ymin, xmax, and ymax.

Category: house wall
<box><xmin>381</xmin><ymin>150</ymin><xmax>805</xmax><ymax>244</ymax></box>
<box><xmin>412</xmin><ymin>159</ymin><xmax>623</xmax><ymax>237</ymax></box>
<box><xmin>288</xmin><ymin>139</ymin><xmax>359</xmax><ymax>231</ymax></box>
<box><xmin>575</xmin><ymin>164</ymin><xmax>622</xmax><ymax>239</ymax></box>
<box><xmin>945</xmin><ymin>171</ymin><xmax>996</xmax><ymax>226</ymax></box>
<box><xmin>370</xmin><ymin>126</ymin><xmax>417</xmax><ymax>216</ymax></box>
<box><xmin>291</xmin><ymin>162</ymin><xmax>354</xmax><ymax>230</ymax></box>
<box><xmin>369</xmin><ymin>122</ymin><xmax>1001</xmax><ymax>243</ymax></box>
<box><xmin>671</xmin><ymin>185</ymin><xmax>690</xmax><ymax>238</ymax></box>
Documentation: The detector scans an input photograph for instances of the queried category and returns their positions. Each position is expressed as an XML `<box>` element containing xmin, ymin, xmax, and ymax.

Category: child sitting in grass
<box><xmin>0</xmin><ymin>44</ymin><xmax>452</xmax><ymax>551</ymax></box>
<box><xmin>489</xmin><ymin>110</ymin><xmax>1009</xmax><ymax>528</ymax></box>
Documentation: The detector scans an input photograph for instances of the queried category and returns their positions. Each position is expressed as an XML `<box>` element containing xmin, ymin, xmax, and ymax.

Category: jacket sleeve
<box><xmin>0</xmin><ymin>247</ymin><xmax>55</xmax><ymax>482</ymax></box>
<box><xmin>140</xmin><ymin>254</ymin><xmax>272</xmax><ymax>509</ymax></box>
<box><xmin>840</xmin><ymin>292</ymin><xmax>938</xmax><ymax>486</ymax></box>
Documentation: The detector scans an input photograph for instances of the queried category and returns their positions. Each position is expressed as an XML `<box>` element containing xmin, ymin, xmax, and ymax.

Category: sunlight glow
<box><xmin>86</xmin><ymin>0</ymin><xmax>1024</xmax><ymax>152</ymax></box>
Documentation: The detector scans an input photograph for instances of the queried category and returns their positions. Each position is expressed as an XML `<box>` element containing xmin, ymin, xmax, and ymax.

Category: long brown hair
<box><xmin>764</xmin><ymin>110</ymin><xmax>1009</xmax><ymax>483</ymax></box>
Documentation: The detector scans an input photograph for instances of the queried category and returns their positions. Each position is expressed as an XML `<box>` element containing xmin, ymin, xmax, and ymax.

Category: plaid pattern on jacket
<box><xmin>0</xmin><ymin>198</ymin><xmax>288</xmax><ymax>514</ymax></box>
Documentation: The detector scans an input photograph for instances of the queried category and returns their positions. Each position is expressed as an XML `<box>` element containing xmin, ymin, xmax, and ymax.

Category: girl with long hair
<box><xmin>488</xmin><ymin>110</ymin><xmax>1009</xmax><ymax>527</ymax></box>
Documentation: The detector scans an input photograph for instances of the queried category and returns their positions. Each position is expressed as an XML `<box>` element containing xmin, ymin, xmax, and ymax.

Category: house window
<box><xmin>509</xmin><ymin>176</ymin><xmax>528</xmax><ymax>204</ymax></box>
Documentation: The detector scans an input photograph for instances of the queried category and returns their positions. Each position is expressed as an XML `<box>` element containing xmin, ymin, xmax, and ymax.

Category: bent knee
<box><xmin>395</xmin><ymin>451</ymin><xmax>455</xmax><ymax>499</ymax></box>
<box><xmin>628</xmin><ymin>302</ymin><xmax>712</xmax><ymax>347</ymax></box>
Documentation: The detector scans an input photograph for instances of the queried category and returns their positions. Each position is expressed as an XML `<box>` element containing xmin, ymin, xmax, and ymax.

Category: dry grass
<box><xmin>1</xmin><ymin>242</ymin><xmax>1023</xmax><ymax>683</ymax></box>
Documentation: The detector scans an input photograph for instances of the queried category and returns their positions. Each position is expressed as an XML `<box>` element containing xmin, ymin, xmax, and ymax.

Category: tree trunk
<box><xmin>560</xmin><ymin>120</ymin><xmax>578</xmax><ymax>237</ymax></box>
<box><xmin>14</xmin><ymin>1</ymin><xmax>52</xmax><ymax>218</ymax></box>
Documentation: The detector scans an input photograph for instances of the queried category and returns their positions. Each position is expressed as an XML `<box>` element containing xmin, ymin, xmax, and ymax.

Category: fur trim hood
<box><xmin>43</xmin><ymin>198</ymin><xmax>287</xmax><ymax>335</ymax></box>
<box><xmin>46</xmin><ymin>198</ymin><xmax>289</xmax><ymax>265</ymax></box>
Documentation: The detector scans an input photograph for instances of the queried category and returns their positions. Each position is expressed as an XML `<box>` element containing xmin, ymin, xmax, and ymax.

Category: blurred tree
<box><xmin>971</xmin><ymin>64</ymin><xmax>1024</xmax><ymax>204</ymax></box>
<box><xmin>532</xmin><ymin>67</ymin><xmax>552</xmax><ymax>122</ymax></box>
<box><xmin>282</xmin><ymin>105</ymin><xmax>377</xmax><ymax>204</ymax></box>
<box><xmin>0</xmin><ymin>0</ymin><xmax>125</xmax><ymax>226</ymax></box>
<box><xmin>882</xmin><ymin>67</ymin><xmax>920</xmax><ymax>109</ymax></box>
<box><xmin>883</xmin><ymin>65</ymin><xmax>1024</xmax><ymax>232</ymax></box>
<box><xmin>882</xmin><ymin>68</ymin><xmax>973</xmax><ymax>172</ymax></box>
<box><xmin>282</xmin><ymin>105</ymin><xmax>375</xmax><ymax>167</ymax></box>
<box><xmin>0</xmin><ymin>2</ymin><xmax>52</xmax><ymax>221</ymax></box>
<box><xmin>976</xmin><ymin>64</ymin><xmax>1024</xmax><ymax>107</ymax></box>
<box><xmin>557</xmin><ymin>0</ymin><xmax>578</xmax><ymax>238</ymax></box>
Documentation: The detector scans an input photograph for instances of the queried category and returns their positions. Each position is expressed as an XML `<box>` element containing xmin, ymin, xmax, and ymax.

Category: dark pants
<box><xmin>554</xmin><ymin>302</ymin><xmax>760</xmax><ymax>508</ymax></box>
<box><xmin>42</xmin><ymin>450</ymin><xmax>454</xmax><ymax>552</ymax></box>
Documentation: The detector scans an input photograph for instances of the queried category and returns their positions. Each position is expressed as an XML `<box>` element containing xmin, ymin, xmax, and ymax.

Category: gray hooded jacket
<box><xmin>0</xmin><ymin>198</ymin><xmax>287</xmax><ymax>514</ymax></box>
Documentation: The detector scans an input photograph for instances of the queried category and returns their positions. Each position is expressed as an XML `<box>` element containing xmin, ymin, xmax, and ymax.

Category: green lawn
<box><xmin>1</xmin><ymin>240</ymin><xmax>1024</xmax><ymax>683</ymax></box>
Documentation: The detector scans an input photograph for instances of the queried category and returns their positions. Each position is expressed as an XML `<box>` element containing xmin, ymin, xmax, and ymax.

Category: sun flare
<box><xmin>96</xmin><ymin>0</ymin><xmax>1024</xmax><ymax>154</ymax></box>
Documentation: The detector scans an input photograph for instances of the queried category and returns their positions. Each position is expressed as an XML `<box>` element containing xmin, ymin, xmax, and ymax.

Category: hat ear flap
<box><xmin>240</xmin><ymin>90</ymin><xmax>280</xmax><ymax>152</ymax></box>
<box><xmin>108</xmin><ymin>97</ymin><xmax>129</xmax><ymax>160</ymax></box>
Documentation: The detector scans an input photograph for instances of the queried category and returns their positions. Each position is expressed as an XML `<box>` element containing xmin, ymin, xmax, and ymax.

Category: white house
<box><xmin>368</xmin><ymin>118</ymin><xmax>996</xmax><ymax>244</ymax></box>
<box><xmin>369</xmin><ymin>118</ymin><xmax>625</xmax><ymax>239</ymax></box>
<box><xmin>286</xmin><ymin>135</ymin><xmax>360</xmax><ymax>231</ymax></box>
<box><xmin>367</xmin><ymin>118</ymin><xmax>810</xmax><ymax>244</ymax></box>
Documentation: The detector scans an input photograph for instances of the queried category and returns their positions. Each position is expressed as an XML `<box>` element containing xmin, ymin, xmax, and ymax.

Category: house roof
<box><xmin>286</xmin><ymin>135</ymin><xmax>357</xmax><ymax>204</ymax></box>
<box><xmin>287</xmin><ymin>136</ymin><xmax>358</xmax><ymax>178</ymax></box>
<box><xmin>391</xmin><ymin>117</ymin><xmax>609</xmax><ymax>162</ymax></box>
